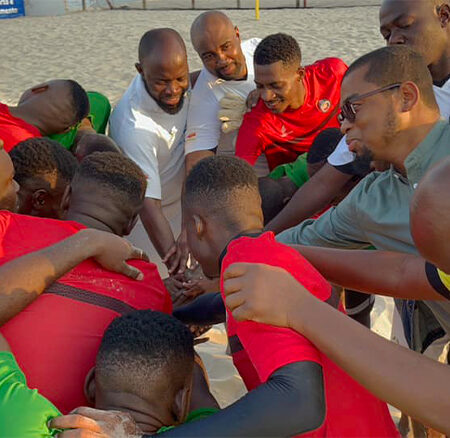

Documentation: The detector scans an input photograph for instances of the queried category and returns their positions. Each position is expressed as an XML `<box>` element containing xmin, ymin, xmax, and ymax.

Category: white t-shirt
<box><xmin>109</xmin><ymin>75</ymin><xmax>186</xmax><ymax>205</ymax></box>
<box><xmin>328</xmin><ymin>79</ymin><xmax>450</xmax><ymax>167</ymax></box>
<box><xmin>185</xmin><ymin>38</ymin><xmax>261</xmax><ymax>154</ymax></box>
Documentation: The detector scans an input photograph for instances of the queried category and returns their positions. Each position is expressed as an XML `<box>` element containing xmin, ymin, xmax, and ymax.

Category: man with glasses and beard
<box><xmin>110</xmin><ymin>29</ymin><xmax>190</xmax><ymax>277</ymax></box>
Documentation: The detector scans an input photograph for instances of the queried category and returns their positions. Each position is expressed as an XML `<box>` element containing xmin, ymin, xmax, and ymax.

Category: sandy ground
<box><xmin>0</xmin><ymin>3</ymin><xmax>396</xmax><ymax>410</ymax></box>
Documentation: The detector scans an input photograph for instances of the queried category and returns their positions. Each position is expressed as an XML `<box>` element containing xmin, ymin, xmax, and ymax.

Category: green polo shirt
<box><xmin>277</xmin><ymin>120</ymin><xmax>450</xmax><ymax>346</ymax></box>
<box><xmin>0</xmin><ymin>351</ymin><xmax>61</xmax><ymax>437</ymax></box>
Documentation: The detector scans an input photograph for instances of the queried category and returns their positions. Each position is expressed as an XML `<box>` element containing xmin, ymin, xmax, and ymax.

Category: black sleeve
<box><xmin>148</xmin><ymin>361</ymin><xmax>325</xmax><ymax>437</ymax></box>
<box><xmin>173</xmin><ymin>292</ymin><xmax>226</xmax><ymax>325</ymax></box>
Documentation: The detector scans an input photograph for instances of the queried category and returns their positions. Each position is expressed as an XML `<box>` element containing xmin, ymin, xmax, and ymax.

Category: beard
<box><xmin>156</xmin><ymin>93</ymin><xmax>186</xmax><ymax>115</ymax></box>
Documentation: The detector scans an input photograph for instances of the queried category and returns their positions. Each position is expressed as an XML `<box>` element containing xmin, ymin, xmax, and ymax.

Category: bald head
<box><xmin>136</xmin><ymin>28</ymin><xmax>189</xmax><ymax>114</ymax></box>
<box><xmin>190</xmin><ymin>11</ymin><xmax>247</xmax><ymax>80</ymax></box>
<box><xmin>138</xmin><ymin>28</ymin><xmax>186</xmax><ymax>64</ymax></box>
<box><xmin>410</xmin><ymin>157</ymin><xmax>450</xmax><ymax>272</ymax></box>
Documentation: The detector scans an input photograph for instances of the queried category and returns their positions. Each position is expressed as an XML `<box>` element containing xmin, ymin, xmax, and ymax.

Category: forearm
<box><xmin>291</xmin><ymin>292</ymin><xmax>450</xmax><ymax>434</ymax></box>
<box><xmin>265</xmin><ymin>164</ymin><xmax>352</xmax><ymax>234</ymax></box>
<box><xmin>291</xmin><ymin>245</ymin><xmax>444</xmax><ymax>300</ymax></box>
<box><xmin>185</xmin><ymin>150</ymin><xmax>214</xmax><ymax>176</ymax></box>
<box><xmin>0</xmin><ymin>229</ymin><xmax>101</xmax><ymax>324</ymax></box>
<box><xmin>140</xmin><ymin>199</ymin><xmax>175</xmax><ymax>258</ymax></box>
<box><xmin>173</xmin><ymin>293</ymin><xmax>225</xmax><ymax>325</ymax></box>
<box><xmin>155</xmin><ymin>361</ymin><xmax>325</xmax><ymax>437</ymax></box>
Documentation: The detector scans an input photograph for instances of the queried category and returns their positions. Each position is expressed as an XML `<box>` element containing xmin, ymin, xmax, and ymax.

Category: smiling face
<box><xmin>138</xmin><ymin>53</ymin><xmax>189</xmax><ymax>115</ymax></box>
<box><xmin>192</xmin><ymin>17</ymin><xmax>247</xmax><ymax>81</ymax></box>
<box><xmin>379</xmin><ymin>0</ymin><xmax>450</xmax><ymax>69</ymax></box>
<box><xmin>339</xmin><ymin>67</ymin><xmax>402</xmax><ymax>162</ymax></box>
<box><xmin>254</xmin><ymin>61</ymin><xmax>304</xmax><ymax>114</ymax></box>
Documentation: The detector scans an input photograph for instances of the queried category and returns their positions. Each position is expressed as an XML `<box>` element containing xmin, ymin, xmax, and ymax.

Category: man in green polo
<box><xmin>277</xmin><ymin>46</ymin><xmax>450</xmax><ymax>352</ymax></box>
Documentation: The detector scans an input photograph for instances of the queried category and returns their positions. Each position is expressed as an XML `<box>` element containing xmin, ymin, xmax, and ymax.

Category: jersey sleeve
<box><xmin>114</xmin><ymin>127</ymin><xmax>162</xmax><ymax>200</ymax></box>
<box><xmin>425</xmin><ymin>262</ymin><xmax>450</xmax><ymax>300</ymax></box>
<box><xmin>327</xmin><ymin>135</ymin><xmax>355</xmax><ymax>167</ymax></box>
<box><xmin>0</xmin><ymin>351</ymin><xmax>61</xmax><ymax>437</ymax></box>
<box><xmin>235</xmin><ymin>111</ymin><xmax>265</xmax><ymax>166</ymax></box>
<box><xmin>185</xmin><ymin>75</ymin><xmax>222</xmax><ymax>154</ymax></box>
<box><xmin>221</xmin><ymin>239</ymin><xmax>324</xmax><ymax>383</ymax></box>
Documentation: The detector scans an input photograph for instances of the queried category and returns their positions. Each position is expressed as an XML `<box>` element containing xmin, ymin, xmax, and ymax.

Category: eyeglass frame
<box><xmin>338</xmin><ymin>83</ymin><xmax>402</xmax><ymax>124</ymax></box>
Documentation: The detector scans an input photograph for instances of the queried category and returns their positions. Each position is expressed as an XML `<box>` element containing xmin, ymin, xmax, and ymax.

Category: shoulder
<box><xmin>307</xmin><ymin>57</ymin><xmax>348</xmax><ymax>78</ymax></box>
<box><xmin>242</xmin><ymin>38</ymin><xmax>261</xmax><ymax>56</ymax></box>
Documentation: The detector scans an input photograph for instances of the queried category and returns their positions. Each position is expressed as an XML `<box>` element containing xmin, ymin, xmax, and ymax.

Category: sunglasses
<box><xmin>338</xmin><ymin>83</ymin><xmax>402</xmax><ymax>124</ymax></box>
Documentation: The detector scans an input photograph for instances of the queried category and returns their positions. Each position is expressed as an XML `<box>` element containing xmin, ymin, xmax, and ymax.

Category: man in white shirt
<box><xmin>185</xmin><ymin>11</ymin><xmax>261</xmax><ymax>173</ymax></box>
<box><xmin>265</xmin><ymin>0</ymin><xmax>450</xmax><ymax>236</ymax></box>
<box><xmin>110</xmin><ymin>29</ymin><xmax>189</xmax><ymax>276</ymax></box>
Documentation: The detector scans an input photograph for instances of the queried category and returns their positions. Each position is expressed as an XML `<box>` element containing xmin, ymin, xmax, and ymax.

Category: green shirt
<box><xmin>0</xmin><ymin>351</ymin><xmax>61</xmax><ymax>437</ymax></box>
<box><xmin>277</xmin><ymin>120</ymin><xmax>450</xmax><ymax>345</ymax></box>
<box><xmin>268</xmin><ymin>154</ymin><xmax>309</xmax><ymax>188</ymax></box>
<box><xmin>157</xmin><ymin>408</ymin><xmax>219</xmax><ymax>433</ymax></box>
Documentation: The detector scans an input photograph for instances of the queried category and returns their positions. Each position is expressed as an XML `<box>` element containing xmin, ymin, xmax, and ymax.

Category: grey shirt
<box><xmin>277</xmin><ymin>120</ymin><xmax>450</xmax><ymax>339</ymax></box>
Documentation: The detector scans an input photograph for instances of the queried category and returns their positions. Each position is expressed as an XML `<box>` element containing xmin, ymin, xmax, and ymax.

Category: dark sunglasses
<box><xmin>338</xmin><ymin>83</ymin><xmax>402</xmax><ymax>124</ymax></box>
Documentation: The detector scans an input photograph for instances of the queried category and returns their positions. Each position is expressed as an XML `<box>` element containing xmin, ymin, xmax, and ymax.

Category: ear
<box><xmin>193</xmin><ymin>214</ymin><xmax>205</xmax><ymax>239</ymax></box>
<box><xmin>135</xmin><ymin>63</ymin><xmax>143</xmax><ymax>75</ymax></box>
<box><xmin>60</xmin><ymin>185</ymin><xmax>72</xmax><ymax>218</ymax></box>
<box><xmin>124</xmin><ymin>213</ymin><xmax>139</xmax><ymax>236</ymax></box>
<box><xmin>83</xmin><ymin>367</ymin><xmax>96</xmax><ymax>405</ymax></box>
<box><xmin>172</xmin><ymin>376</ymin><xmax>192</xmax><ymax>425</ymax></box>
<box><xmin>296</xmin><ymin>67</ymin><xmax>305</xmax><ymax>82</ymax></box>
<box><xmin>31</xmin><ymin>189</ymin><xmax>50</xmax><ymax>212</ymax></box>
<box><xmin>31</xmin><ymin>84</ymin><xmax>49</xmax><ymax>95</ymax></box>
<box><xmin>438</xmin><ymin>3</ymin><xmax>450</xmax><ymax>27</ymax></box>
<box><xmin>234</xmin><ymin>26</ymin><xmax>241</xmax><ymax>41</ymax></box>
<box><xmin>399</xmin><ymin>81</ymin><xmax>419</xmax><ymax>112</ymax></box>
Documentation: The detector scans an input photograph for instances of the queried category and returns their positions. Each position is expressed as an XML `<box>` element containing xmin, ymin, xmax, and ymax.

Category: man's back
<box><xmin>220</xmin><ymin>232</ymin><xmax>399</xmax><ymax>436</ymax></box>
<box><xmin>0</xmin><ymin>211</ymin><xmax>172</xmax><ymax>413</ymax></box>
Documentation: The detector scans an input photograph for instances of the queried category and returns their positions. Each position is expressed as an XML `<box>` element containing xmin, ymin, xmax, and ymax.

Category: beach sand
<box><xmin>0</xmin><ymin>3</ymin><xmax>395</xmax><ymax>409</ymax></box>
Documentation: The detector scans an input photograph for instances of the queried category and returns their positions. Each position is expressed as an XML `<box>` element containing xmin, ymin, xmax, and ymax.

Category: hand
<box><xmin>218</xmin><ymin>93</ymin><xmax>247</xmax><ymax>134</ymax></box>
<box><xmin>162</xmin><ymin>229</ymin><xmax>190</xmax><ymax>275</ymax></box>
<box><xmin>223</xmin><ymin>263</ymin><xmax>310</xmax><ymax>328</ymax></box>
<box><xmin>245</xmin><ymin>88</ymin><xmax>260</xmax><ymax>111</ymax></box>
<box><xmin>50</xmin><ymin>407</ymin><xmax>142</xmax><ymax>437</ymax></box>
<box><xmin>84</xmin><ymin>230</ymin><xmax>149</xmax><ymax>281</ymax></box>
<box><xmin>163</xmin><ymin>276</ymin><xmax>193</xmax><ymax>308</ymax></box>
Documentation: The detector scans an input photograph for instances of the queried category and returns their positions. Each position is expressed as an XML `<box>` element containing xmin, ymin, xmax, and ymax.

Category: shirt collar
<box><xmin>404</xmin><ymin>120</ymin><xmax>448</xmax><ymax>185</ymax></box>
<box><xmin>218</xmin><ymin>230</ymin><xmax>263</xmax><ymax>271</ymax></box>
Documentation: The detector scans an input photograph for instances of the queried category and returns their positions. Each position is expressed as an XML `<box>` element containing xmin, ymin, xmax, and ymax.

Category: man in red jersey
<box><xmin>0</xmin><ymin>152</ymin><xmax>172</xmax><ymax>414</ymax></box>
<box><xmin>235</xmin><ymin>33</ymin><xmax>347</xmax><ymax>171</ymax></box>
<box><xmin>0</xmin><ymin>80</ymin><xmax>89</xmax><ymax>152</ymax></box>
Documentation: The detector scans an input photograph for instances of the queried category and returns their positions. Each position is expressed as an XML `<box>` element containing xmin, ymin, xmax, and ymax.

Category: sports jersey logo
<box><xmin>317</xmin><ymin>99</ymin><xmax>331</xmax><ymax>113</ymax></box>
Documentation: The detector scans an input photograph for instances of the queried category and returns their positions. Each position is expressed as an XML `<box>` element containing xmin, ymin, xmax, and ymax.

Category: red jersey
<box><xmin>0</xmin><ymin>103</ymin><xmax>41</xmax><ymax>152</ymax></box>
<box><xmin>236</xmin><ymin>58</ymin><xmax>347</xmax><ymax>170</ymax></box>
<box><xmin>0</xmin><ymin>211</ymin><xmax>172</xmax><ymax>414</ymax></box>
<box><xmin>220</xmin><ymin>233</ymin><xmax>399</xmax><ymax>437</ymax></box>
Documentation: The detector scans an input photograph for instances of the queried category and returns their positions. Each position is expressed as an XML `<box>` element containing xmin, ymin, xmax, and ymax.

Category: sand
<box><xmin>0</xmin><ymin>2</ymin><xmax>395</xmax><ymax>409</ymax></box>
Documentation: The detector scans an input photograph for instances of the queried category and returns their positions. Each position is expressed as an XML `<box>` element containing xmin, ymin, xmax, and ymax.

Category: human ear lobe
<box><xmin>59</xmin><ymin>185</ymin><xmax>72</xmax><ymax>218</ymax></box>
<box><xmin>31</xmin><ymin>189</ymin><xmax>49</xmax><ymax>211</ymax></box>
<box><xmin>173</xmin><ymin>377</ymin><xmax>192</xmax><ymax>424</ymax></box>
<box><xmin>135</xmin><ymin>63</ymin><xmax>143</xmax><ymax>74</ymax></box>
<box><xmin>296</xmin><ymin>67</ymin><xmax>305</xmax><ymax>81</ymax></box>
<box><xmin>83</xmin><ymin>367</ymin><xmax>96</xmax><ymax>405</ymax></box>
<box><xmin>193</xmin><ymin>214</ymin><xmax>205</xmax><ymax>238</ymax></box>
<box><xmin>438</xmin><ymin>4</ymin><xmax>450</xmax><ymax>27</ymax></box>
<box><xmin>399</xmin><ymin>82</ymin><xmax>419</xmax><ymax>112</ymax></box>
<box><xmin>31</xmin><ymin>84</ymin><xmax>49</xmax><ymax>95</ymax></box>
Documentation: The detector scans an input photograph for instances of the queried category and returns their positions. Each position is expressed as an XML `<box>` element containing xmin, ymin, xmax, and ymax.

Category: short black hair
<box><xmin>184</xmin><ymin>156</ymin><xmax>259</xmax><ymax>220</ymax></box>
<box><xmin>307</xmin><ymin>128</ymin><xmax>343</xmax><ymax>165</ymax></box>
<box><xmin>74</xmin><ymin>133</ymin><xmax>122</xmax><ymax>161</ymax></box>
<box><xmin>10</xmin><ymin>137</ymin><xmax>78</xmax><ymax>186</ymax></box>
<box><xmin>96</xmin><ymin>310</ymin><xmax>194</xmax><ymax>400</ymax></box>
<box><xmin>344</xmin><ymin>46</ymin><xmax>437</xmax><ymax>109</ymax></box>
<box><xmin>254</xmin><ymin>33</ymin><xmax>301</xmax><ymax>67</ymax></box>
<box><xmin>67</xmin><ymin>80</ymin><xmax>90</xmax><ymax>123</ymax></box>
<box><xmin>73</xmin><ymin>152</ymin><xmax>146</xmax><ymax>211</ymax></box>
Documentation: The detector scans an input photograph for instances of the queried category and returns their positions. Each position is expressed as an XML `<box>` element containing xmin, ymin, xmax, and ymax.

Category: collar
<box><xmin>218</xmin><ymin>230</ymin><xmax>263</xmax><ymax>271</ymax></box>
<box><xmin>404</xmin><ymin>120</ymin><xmax>448</xmax><ymax>185</ymax></box>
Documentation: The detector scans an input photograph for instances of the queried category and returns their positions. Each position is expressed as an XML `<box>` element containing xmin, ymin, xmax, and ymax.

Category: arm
<box><xmin>185</xmin><ymin>150</ymin><xmax>214</xmax><ymax>176</ymax></box>
<box><xmin>140</xmin><ymin>198</ymin><xmax>176</xmax><ymax>262</ymax></box>
<box><xmin>223</xmin><ymin>263</ymin><xmax>450</xmax><ymax>435</ymax></box>
<box><xmin>0</xmin><ymin>229</ymin><xmax>148</xmax><ymax>325</ymax></box>
<box><xmin>290</xmin><ymin>245</ymin><xmax>447</xmax><ymax>301</ymax></box>
<box><xmin>51</xmin><ymin>362</ymin><xmax>325</xmax><ymax>438</ymax></box>
<box><xmin>265</xmin><ymin>163</ymin><xmax>353</xmax><ymax>234</ymax></box>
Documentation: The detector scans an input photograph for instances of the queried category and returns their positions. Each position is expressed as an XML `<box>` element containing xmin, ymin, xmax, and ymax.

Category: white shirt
<box><xmin>328</xmin><ymin>79</ymin><xmax>450</xmax><ymax>167</ymax></box>
<box><xmin>185</xmin><ymin>38</ymin><xmax>261</xmax><ymax>154</ymax></box>
<box><xmin>109</xmin><ymin>75</ymin><xmax>187</xmax><ymax>205</ymax></box>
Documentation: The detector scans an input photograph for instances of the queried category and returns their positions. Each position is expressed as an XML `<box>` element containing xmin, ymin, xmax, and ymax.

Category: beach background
<box><xmin>1</xmin><ymin>0</ymin><xmax>396</xmax><ymax>409</ymax></box>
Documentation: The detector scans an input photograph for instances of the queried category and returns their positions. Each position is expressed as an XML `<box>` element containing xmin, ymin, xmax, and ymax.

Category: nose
<box><xmin>388</xmin><ymin>30</ymin><xmax>405</xmax><ymax>46</ymax></box>
<box><xmin>165</xmin><ymin>81</ymin><xmax>181</xmax><ymax>96</ymax></box>
<box><xmin>216</xmin><ymin>51</ymin><xmax>228</xmax><ymax>66</ymax></box>
<box><xmin>340</xmin><ymin>118</ymin><xmax>352</xmax><ymax>135</ymax></box>
<box><xmin>261</xmin><ymin>88</ymin><xmax>275</xmax><ymax>102</ymax></box>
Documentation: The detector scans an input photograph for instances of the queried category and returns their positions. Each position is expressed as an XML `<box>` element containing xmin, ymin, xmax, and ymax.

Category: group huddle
<box><xmin>0</xmin><ymin>0</ymin><xmax>449</xmax><ymax>436</ymax></box>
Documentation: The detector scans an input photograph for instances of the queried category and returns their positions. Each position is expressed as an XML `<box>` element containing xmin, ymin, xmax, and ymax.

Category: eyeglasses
<box><xmin>338</xmin><ymin>83</ymin><xmax>402</xmax><ymax>124</ymax></box>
